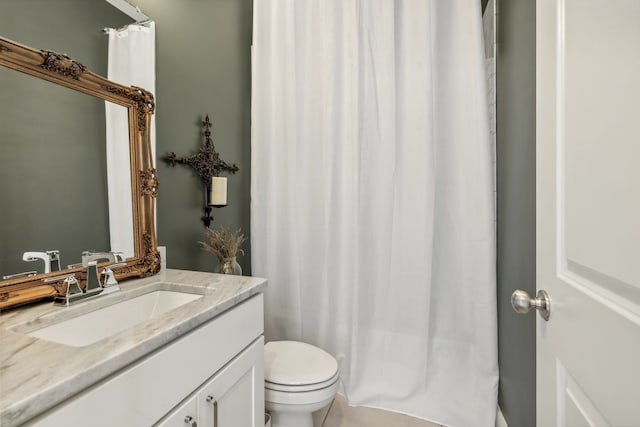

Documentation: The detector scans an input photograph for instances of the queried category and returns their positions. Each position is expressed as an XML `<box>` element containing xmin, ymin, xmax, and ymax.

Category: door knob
<box><xmin>511</xmin><ymin>289</ymin><xmax>550</xmax><ymax>321</ymax></box>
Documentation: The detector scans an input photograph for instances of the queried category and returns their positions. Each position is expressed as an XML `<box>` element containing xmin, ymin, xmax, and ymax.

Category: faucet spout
<box><xmin>84</xmin><ymin>261</ymin><xmax>103</xmax><ymax>295</ymax></box>
<box><xmin>22</xmin><ymin>250</ymin><xmax>61</xmax><ymax>273</ymax></box>
<box><xmin>81</xmin><ymin>251</ymin><xmax>125</xmax><ymax>267</ymax></box>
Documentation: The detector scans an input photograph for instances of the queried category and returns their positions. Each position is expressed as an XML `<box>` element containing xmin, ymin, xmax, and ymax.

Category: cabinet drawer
<box><xmin>26</xmin><ymin>294</ymin><xmax>264</xmax><ymax>427</ymax></box>
<box><xmin>155</xmin><ymin>396</ymin><xmax>198</xmax><ymax>427</ymax></box>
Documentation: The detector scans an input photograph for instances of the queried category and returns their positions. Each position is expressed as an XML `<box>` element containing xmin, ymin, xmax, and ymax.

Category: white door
<box><xmin>534</xmin><ymin>0</ymin><xmax>640</xmax><ymax>426</ymax></box>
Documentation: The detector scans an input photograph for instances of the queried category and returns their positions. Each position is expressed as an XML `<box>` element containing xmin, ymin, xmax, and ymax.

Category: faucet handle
<box><xmin>66</xmin><ymin>262</ymin><xmax>84</xmax><ymax>269</ymax></box>
<box><xmin>45</xmin><ymin>274</ymin><xmax>82</xmax><ymax>305</ymax></box>
<box><xmin>46</xmin><ymin>250</ymin><xmax>61</xmax><ymax>272</ymax></box>
<box><xmin>2</xmin><ymin>271</ymin><xmax>37</xmax><ymax>280</ymax></box>
<box><xmin>101</xmin><ymin>262</ymin><xmax>126</xmax><ymax>293</ymax></box>
<box><xmin>64</xmin><ymin>275</ymin><xmax>83</xmax><ymax>296</ymax></box>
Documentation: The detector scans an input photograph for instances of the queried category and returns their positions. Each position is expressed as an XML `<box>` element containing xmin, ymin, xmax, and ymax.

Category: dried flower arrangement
<box><xmin>198</xmin><ymin>227</ymin><xmax>247</xmax><ymax>262</ymax></box>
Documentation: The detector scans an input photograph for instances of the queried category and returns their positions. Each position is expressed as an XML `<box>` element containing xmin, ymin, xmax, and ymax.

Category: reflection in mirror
<box><xmin>0</xmin><ymin>65</ymin><xmax>133</xmax><ymax>279</ymax></box>
<box><xmin>0</xmin><ymin>35</ymin><xmax>159</xmax><ymax>309</ymax></box>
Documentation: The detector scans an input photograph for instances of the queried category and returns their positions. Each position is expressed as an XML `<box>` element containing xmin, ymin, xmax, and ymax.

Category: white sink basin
<box><xmin>25</xmin><ymin>290</ymin><xmax>202</xmax><ymax>347</ymax></box>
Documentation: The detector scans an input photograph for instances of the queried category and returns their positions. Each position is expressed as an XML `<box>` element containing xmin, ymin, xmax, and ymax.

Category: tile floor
<box><xmin>311</xmin><ymin>395</ymin><xmax>442</xmax><ymax>427</ymax></box>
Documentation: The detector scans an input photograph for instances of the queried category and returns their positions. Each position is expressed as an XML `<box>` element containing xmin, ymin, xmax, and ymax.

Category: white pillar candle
<box><xmin>210</xmin><ymin>176</ymin><xmax>228</xmax><ymax>206</ymax></box>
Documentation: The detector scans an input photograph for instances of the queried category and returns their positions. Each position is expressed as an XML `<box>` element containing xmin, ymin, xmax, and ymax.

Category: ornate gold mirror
<box><xmin>0</xmin><ymin>36</ymin><xmax>160</xmax><ymax>310</ymax></box>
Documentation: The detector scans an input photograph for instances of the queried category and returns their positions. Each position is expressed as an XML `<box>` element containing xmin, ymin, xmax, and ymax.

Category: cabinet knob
<box><xmin>184</xmin><ymin>415</ymin><xmax>197</xmax><ymax>427</ymax></box>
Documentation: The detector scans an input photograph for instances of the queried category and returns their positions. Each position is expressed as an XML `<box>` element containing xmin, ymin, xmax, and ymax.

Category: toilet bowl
<box><xmin>264</xmin><ymin>341</ymin><xmax>339</xmax><ymax>427</ymax></box>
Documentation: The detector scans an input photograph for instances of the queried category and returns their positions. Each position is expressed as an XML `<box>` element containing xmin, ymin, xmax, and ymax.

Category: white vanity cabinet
<box><xmin>157</xmin><ymin>337</ymin><xmax>264</xmax><ymax>427</ymax></box>
<box><xmin>25</xmin><ymin>294</ymin><xmax>264</xmax><ymax>427</ymax></box>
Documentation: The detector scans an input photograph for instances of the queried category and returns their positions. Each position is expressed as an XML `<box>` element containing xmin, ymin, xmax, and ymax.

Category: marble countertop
<box><xmin>0</xmin><ymin>269</ymin><xmax>267</xmax><ymax>426</ymax></box>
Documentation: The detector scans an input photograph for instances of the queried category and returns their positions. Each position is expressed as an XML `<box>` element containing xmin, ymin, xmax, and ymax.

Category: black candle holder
<box><xmin>162</xmin><ymin>115</ymin><xmax>239</xmax><ymax>227</ymax></box>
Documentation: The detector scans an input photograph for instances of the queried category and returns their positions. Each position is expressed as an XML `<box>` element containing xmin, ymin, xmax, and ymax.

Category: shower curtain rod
<box><xmin>105</xmin><ymin>0</ymin><xmax>149</xmax><ymax>21</ymax></box>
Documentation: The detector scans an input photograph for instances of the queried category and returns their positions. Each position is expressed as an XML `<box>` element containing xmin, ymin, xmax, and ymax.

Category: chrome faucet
<box><xmin>81</xmin><ymin>251</ymin><xmax>125</xmax><ymax>267</ymax></box>
<box><xmin>22</xmin><ymin>250</ymin><xmax>61</xmax><ymax>273</ymax></box>
<box><xmin>46</xmin><ymin>265</ymin><xmax>104</xmax><ymax>307</ymax></box>
<box><xmin>41</xmin><ymin>252</ymin><xmax>126</xmax><ymax>306</ymax></box>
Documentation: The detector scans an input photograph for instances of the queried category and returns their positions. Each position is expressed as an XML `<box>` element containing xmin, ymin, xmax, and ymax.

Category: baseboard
<box><xmin>496</xmin><ymin>406</ymin><xmax>508</xmax><ymax>427</ymax></box>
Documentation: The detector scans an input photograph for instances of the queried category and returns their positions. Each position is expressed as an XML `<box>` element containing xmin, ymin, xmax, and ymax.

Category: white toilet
<box><xmin>264</xmin><ymin>341</ymin><xmax>339</xmax><ymax>427</ymax></box>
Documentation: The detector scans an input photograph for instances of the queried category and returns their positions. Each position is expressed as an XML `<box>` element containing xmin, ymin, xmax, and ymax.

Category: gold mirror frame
<box><xmin>0</xmin><ymin>36</ymin><xmax>160</xmax><ymax>310</ymax></box>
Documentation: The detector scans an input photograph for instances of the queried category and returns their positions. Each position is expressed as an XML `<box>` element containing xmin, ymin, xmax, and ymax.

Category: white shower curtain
<box><xmin>251</xmin><ymin>1</ymin><xmax>497</xmax><ymax>426</ymax></box>
<box><xmin>105</xmin><ymin>21</ymin><xmax>156</xmax><ymax>258</ymax></box>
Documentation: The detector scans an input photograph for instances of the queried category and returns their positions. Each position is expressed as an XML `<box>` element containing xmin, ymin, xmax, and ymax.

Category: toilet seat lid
<box><xmin>264</xmin><ymin>341</ymin><xmax>338</xmax><ymax>386</ymax></box>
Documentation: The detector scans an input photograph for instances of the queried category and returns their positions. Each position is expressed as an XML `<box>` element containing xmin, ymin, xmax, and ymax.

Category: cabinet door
<box><xmin>155</xmin><ymin>395</ymin><xmax>198</xmax><ymax>427</ymax></box>
<box><xmin>198</xmin><ymin>337</ymin><xmax>265</xmax><ymax>427</ymax></box>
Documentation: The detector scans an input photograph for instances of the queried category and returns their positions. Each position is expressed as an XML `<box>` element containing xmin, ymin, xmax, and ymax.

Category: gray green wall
<box><xmin>129</xmin><ymin>0</ymin><xmax>253</xmax><ymax>275</ymax></box>
<box><xmin>1</xmin><ymin>0</ymin><xmax>253</xmax><ymax>276</ymax></box>
<box><xmin>0</xmin><ymin>0</ymin><xmax>132</xmax><ymax>276</ymax></box>
<box><xmin>496</xmin><ymin>0</ymin><xmax>536</xmax><ymax>425</ymax></box>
